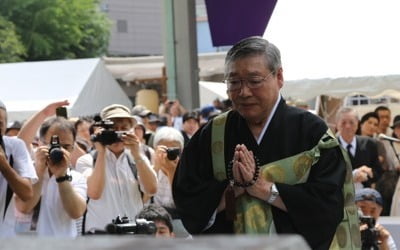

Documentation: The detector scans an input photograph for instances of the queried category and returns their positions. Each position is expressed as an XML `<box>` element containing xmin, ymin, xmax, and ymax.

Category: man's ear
<box><xmin>276</xmin><ymin>67</ymin><xmax>284</xmax><ymax>89</ymax></box>
<box><xmin>170</xmin><ymin>232</ymin><xmax>176</xmax><ymax>238</ymax></box>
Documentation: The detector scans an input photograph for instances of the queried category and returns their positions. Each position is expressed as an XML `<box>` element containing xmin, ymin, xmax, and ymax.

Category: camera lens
<box><xmin>49</xmin><ymin>147</ymin><xmax>63</xmax><ymax>164</ymax></box>
<box><xmin>48</xmin><ymin>135</ymin><xmax>63</xmax><ymax>164</ymax></box>
<box><xmin>166</xmin><ymin>147</ymin><xmax>181</xmax><ymax>161</ymax></box>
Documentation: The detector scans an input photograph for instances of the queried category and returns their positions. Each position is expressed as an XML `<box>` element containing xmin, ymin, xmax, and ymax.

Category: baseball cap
<box><xmin>100</xmin><ymin>104</ymin><xmax>137</xmax><ymax>124</ymax></box>
<box><xmin>148</xmin><ymin>114</ymin><xmax>161</xmax><ymax>124</ymax></box>
<box><xmin>131</xmin><ymin>105</ymin><xmax>152</xmax><ymax>117</ymax></box>
<box><xmin>7</xmin><ymin>121</ymin><xmax>22</xmax><ymax>130</ymax></box>
<box><xmin>391</xmin><ymin>115</ymin><xmax>400</xmax><ymax>129</ymax></box>
<box><xmin>355</xmin><ymin>188</ymin><xmax>383</xmax><ymax>206</ymax></box>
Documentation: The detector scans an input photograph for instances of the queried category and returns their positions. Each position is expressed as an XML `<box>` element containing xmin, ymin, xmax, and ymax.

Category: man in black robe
<box><xmin>173</xmin><ymin>37</ymin><xmax>348</xmax><ymax>250</ymax></box>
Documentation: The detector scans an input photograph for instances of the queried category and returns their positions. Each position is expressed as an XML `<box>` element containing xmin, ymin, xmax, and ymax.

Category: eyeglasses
<box><xmin>41</xmin><ymin>140</ymin><xmax>74</xmax><ymax>152</ymax></box>
<box><xmin>60</xmin><ymin>144</ymin><xmax>74</xmax><ymax>152</ymax></box>
<box><xmin>224</xmin><ymin>71</ymin><xmax>275</xmax><ymax>91</ymax></box>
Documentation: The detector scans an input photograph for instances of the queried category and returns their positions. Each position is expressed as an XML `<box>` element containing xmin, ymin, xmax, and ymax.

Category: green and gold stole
<box><xmin>211</xmin><ymin>111</ymin><xmax>361</xmax><ymax>249</ymax></box>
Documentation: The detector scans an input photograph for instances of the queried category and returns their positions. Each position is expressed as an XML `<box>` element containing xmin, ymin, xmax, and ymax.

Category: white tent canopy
<box><xmin>199</xmin><ymin>81</ymin><xmax>228</xmax><ymax>107</ymax></box>
<box><xmin>281</xmin><ymin>74</ymin><xmax>400</xmax><ymax>101</ymax></box>
<box><xmin>1</xmin><ymin>58</ymin><xmax>132</xmax><ymax>122</ymax></box>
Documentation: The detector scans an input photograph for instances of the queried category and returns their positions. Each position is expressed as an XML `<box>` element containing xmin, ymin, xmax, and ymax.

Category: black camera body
<box><xmin>166</xmin><ymin>147</ymin><xmax>181</xmax><ymax>161</ymax></box>
<box><xmin>49</xmin><ymin>135</ymin><xmax>64</xmax><ymax>164</ymax></box>
<box><xmin>91</xmin><ymin>119</ymin><xmax>125</xmax><ymax>145</ymax></box>
<box><xmin>106</xmin><ymin>215</ymin><xmax>156</xmax><ymax>235</ymax></box>
<box><xmin>360</xmin><ymin>215</ymin><xmax>380</xmax><ymax>250</ymax></box>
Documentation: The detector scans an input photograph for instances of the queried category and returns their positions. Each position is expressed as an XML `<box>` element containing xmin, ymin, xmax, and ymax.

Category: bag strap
<box><xmin>4</xmin><ymin>155</ymin><xmax>14</xmax><ymax>220</ymax></box>
<box><xmin>90</xmin><ymin>149</ymin><xmax>138</xmax><ymax>179</ymax></box>
<box><xmin>81</xmin><ymin>197</ymin><xmax>90</xmax><ymax>235</ymax></box>
<box><xmin>1</xmin><ymin>135</ymin><xmax>15</xmax><ymax>220</ymax></box>
<box><xmin>30</xmin><ymin>197</ymin><xmax>41</xmax><ymax>231</ymax></box>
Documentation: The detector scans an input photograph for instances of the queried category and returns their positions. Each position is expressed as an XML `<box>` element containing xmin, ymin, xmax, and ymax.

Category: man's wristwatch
<box><xmin>267</xmin><ymin>183</ymin><xmax>279</xmax><ymax>204</ymax></box>
<box><xmin>56</xmin><ymin>174</ymin><xmax>72</xmax><ymax>183</ymax></box>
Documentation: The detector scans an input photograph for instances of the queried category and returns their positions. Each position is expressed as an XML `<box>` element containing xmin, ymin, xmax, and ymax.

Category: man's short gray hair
<box><xmin>336</xmin><ymin>107</ymin><xmax>359</xmax><ymax>122</ymax></box>
<box><xmin>224</xmin><ymin>36</ymin><xmax>282</xmax><ymax>77</ymax></box>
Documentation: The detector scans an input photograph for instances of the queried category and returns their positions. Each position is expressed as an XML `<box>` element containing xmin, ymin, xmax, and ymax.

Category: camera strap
<box><xmin>89</xmin><ymin>150</ymin><xmax>139</xmax><ymax>180</ymax></box>
<box><xmin>1</xmin><ymin>135</ymin><xmax>15</xmax><ymax>220</ymax></box>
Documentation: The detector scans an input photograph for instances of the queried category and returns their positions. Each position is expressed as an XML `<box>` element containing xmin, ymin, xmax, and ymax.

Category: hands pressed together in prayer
<box><xmin>231</xmin><ymin>144</ymin><xmax>270</xmax><ymax>201</ymax></box>
<box><xmin>218</xmin><ymin>144</ymin><xmax>272</xmax><ymax>212</ymax></box>
<box><xmin>217</xmin><ymin>144</ymin><xmax>287</xmax><ymax>213</ymax></box>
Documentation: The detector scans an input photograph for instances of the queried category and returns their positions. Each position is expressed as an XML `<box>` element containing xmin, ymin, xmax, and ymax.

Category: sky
<box><xmin>264</xmin><ymin>0</ymin><xmax>400</xmax><ymax>81</ymax></box>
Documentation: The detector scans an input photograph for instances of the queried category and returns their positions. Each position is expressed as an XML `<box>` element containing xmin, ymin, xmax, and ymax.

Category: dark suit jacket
<box><xmin>341</xmin><ymin>135</ymin><xmax>383</xmax><ymax>187</ymax></box>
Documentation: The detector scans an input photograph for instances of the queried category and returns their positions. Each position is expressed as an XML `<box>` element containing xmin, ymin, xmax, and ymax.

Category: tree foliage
<box><xmin>0</xmin><ymin>0</ymin><xmax>110</xmax><ymax>61</ymax></box>
<box><xmin>0</xmin><ymin>15</ymin><xmax>26</xmax><ymax>63</ymax></box>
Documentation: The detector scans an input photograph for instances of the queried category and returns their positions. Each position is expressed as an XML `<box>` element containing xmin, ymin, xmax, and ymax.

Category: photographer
<box><xmin>149</xmin><ymin>126</ymin><xmax>190</xmax><ymax>237</ymax></box>
<box><xmin>151</xmin><ymin>127</ymin><xmax>184</xmax><ymax>208</ymax></box>
<box><xmin>15</xmin><ymin>117</ymin><xmax>87</xmax><ymax>237</ymax></box>
<box><xmin>77</xmin><ymin>104</ymin><xmax>157</xmax><ymax>233</ymax></box>
<box><xmin>0</xmin><ymin>100</ymin><xmax>37</xmax><ymax>236</ymax></box>
<box><xmin>356</xmin><ymin>188</ymin><xmax>396</xmax><ymax>250</ymax></box>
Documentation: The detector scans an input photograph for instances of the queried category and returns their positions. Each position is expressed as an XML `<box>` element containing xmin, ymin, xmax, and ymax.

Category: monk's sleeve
<box><xmin>272</xmin><ymin>146</ymin><xmax>346</xmax><ymax>249</ymax></box>
<box><xmin>172</xmin><ymin>122</ymin><xmax>228</xmax><ymax>234</ymax></box>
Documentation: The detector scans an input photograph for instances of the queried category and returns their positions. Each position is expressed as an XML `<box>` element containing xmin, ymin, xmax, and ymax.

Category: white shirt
<box><xmin>256</xmin><ymin>95</ymin><xmax>281</xmax><ymax>144</ymax></box>
<box><xmin>338</xmin><ymin>136</ymin><xmax>366</xmax><ymax>190</ymax></box>
<box><xmin>0</xmin><ymin>136</ymin><xmax>37</xmax><ymax>237</ymax></box>
<box><xmin>80</xmin><ymin>149</ymin><xmax>145</xmax><ymax>232</ymax></box>
<box><xmin>153</xmin><ymin>170</ymin><xmax>174</xmax><ymax>208</ymax></box>
<box><xmin>387</xmin><ymin>234</ymin><xmax>397</xmax><ymax>250</ymax></box>
<box><xmin>338</xmin><ymin>136</ymin><xmax>356</xmax><ymax>157</ymax></box>
<box><xmin>36</xmin><ymin>169</ymin><xmax>87</xmax><ymax>237</ymax></box>
<box><xmin>75</xmin><ymin>153</ymin><xmax>93</xmax><ymax>175</ymax></box>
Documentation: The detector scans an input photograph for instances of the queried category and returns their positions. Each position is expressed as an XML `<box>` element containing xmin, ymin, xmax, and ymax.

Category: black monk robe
<box><xmin>172</xmin><ymin>99</ymin><xmax>346</xmax><ymax>250</ymax></box>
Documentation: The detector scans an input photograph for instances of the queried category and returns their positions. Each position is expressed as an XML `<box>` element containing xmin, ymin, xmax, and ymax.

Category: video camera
<box><xmin>166</xmin><ymin>147</ymin><xmax>181</xmax><ymax>161</ymax></box>
<box><xmin>360</xmin><ymin>215</ymin><xmax>380</xmax><ymax>250</ymax></box>
<box><xmin>49</xmin><ymin>135</ymin><xmax>64</xmax><ymax>164</ymax></box>
<box><xmin>105</xmin><ymin>215</ymin><xmax>156</xmax><ymax>235</ymax></box>
<box><xmin>91</xmin><ymin>117</ymin><xmax>126</xmax><ymax>145</ymax></box>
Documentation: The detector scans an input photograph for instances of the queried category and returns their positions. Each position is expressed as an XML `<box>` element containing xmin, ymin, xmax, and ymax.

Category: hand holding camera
<box><xmin>154</xmin><ymin>145</ymin><xmax>181</xmax><ymax>177</ymax></box>
<box><xmin>359</xmin><ymin>215</ymin><xmax>392</xmax><ymax>250</ymax></box>
<box><xmin>121</xmin><ymin>131</ymin><xmax>141</xmax><ymax>157</ymax></box>
<box><xmin>47</xmin><ymin>135</ymin><xmax>70</xmax><ymax>178</ymax></box>
<box><xmin>34</xmin><ymin>135</ymin><xmax>69</xmax><ymax>178</ymax></box>
<box><xmin>91</xmin><ymin>118</ymin><xmax>124</xmax><ymax>146</ymax></box>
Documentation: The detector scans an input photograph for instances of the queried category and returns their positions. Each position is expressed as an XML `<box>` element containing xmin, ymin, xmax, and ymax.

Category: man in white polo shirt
<box><xmin>15</xmin><ymin>116</ymin><xmax>87</xmax><ymax>237</ymax></box>
<box><xmin>77</xmin><ymin>104</ymin><xmax>157</xmax><ymax>234</ymax></box>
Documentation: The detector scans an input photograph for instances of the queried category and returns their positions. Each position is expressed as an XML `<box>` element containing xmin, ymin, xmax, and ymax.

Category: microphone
<box><xmin>378</xmin><ymin>133</ymin><xmax>400</xmax><ymax>143</ymax></box>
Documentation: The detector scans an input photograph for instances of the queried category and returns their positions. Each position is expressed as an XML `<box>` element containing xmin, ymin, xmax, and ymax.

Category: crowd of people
<box><xmin>1</xmin><ymin>36</ymin><xmax>399</xmax><ymax>249</ymax></box>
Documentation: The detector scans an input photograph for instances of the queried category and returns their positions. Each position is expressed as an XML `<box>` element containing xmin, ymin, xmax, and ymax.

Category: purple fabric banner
<box><xmin>205</xmin><ymin>0</ymin><xmax>277</xmax><ymax>46</ymax></box>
